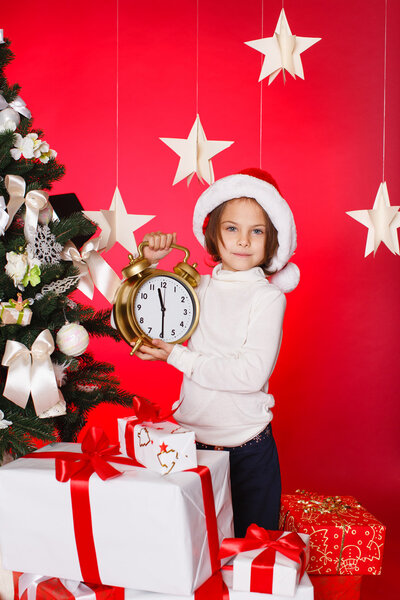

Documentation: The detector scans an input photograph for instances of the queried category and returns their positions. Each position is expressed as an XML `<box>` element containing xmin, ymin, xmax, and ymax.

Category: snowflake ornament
<box><xmin>28</xmin><ymin>225</ymin><xmax>63</xmax><ymax>264</ymax></box>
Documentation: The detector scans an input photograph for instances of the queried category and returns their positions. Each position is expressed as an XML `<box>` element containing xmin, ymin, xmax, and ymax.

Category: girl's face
<box><xmin>218</xmin><ymin>197</ymin><xmax>267</xmax><ymax>272</ymax></box>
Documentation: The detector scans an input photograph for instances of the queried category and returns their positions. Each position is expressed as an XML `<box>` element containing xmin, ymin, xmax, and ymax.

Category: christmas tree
<box><xmin>0</xmin><ymin>36</ymin><xmax>133</xmax><ymax>460</ymax></box>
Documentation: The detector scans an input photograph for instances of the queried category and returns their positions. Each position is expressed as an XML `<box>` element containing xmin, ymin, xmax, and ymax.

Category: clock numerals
<box><xmin>133</xmin><ymin>275</ymin><xmax>195</xmax><ymax>344</ymax></box>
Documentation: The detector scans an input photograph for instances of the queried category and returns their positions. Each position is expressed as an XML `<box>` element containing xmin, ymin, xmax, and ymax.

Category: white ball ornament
<box><xmin>0</xmin><ymin>107</ymin><xmax>20</xmax><ymax>133</ymax></box>
<box><xmin>56</xmin><ymin>322</ymin><xmax>89</xmax><ymax>356</ymax></box>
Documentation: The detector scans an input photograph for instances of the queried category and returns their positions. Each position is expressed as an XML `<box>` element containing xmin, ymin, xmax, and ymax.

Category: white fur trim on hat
<box><xmin>193</xmin><ymin>173</ymin><xmax>298</xmax><ymax>289</ymax></box>
<box><xmin>269</xmin><ymin>262</ymin><xmax>300</xmax><ymax>293</ymax></box>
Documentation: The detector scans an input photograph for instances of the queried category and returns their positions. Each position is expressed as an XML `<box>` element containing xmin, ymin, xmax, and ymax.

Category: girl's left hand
<box><xmin>135</xmin><ymin>338</ymin><xmax>174</xmax><ymax>362</ymax></box>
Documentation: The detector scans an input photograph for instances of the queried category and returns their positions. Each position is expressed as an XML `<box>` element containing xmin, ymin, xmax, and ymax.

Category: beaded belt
<box><xmin>196</xmin><ymin>423</ymin><xmax>271</xmax><ymax>452</ymax></box>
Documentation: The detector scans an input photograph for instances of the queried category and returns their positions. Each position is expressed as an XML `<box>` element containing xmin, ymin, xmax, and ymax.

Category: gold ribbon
<box><xmin>61</xmin><ymin>238</ymin><xmax>121</xmax><ymax>303</ymax></box>
<box><xmin>1</xmin><ymin>329</ymin><xmax>62</xmax><ymax>416</ymax></box>
<box><xmin>5</xmin><ymin>174</ymin><xmax>56</xmax><ymax>241</ymax></box>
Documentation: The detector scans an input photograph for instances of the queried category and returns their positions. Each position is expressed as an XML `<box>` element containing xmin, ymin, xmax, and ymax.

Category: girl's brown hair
<box><xmin>204</xmin><ymin>197</ymin><xmax>279</xmax><ymax>275</ymax></box>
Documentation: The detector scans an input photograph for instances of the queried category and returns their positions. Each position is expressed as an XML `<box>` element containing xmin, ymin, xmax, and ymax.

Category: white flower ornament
<box><xmin>11</xmin><ymin>134</ymin><xmax>57</xmax><ymax>163</ymax></box>
<box><xmin>0</xmin><ymin>196</ymin><xmax>9</xmax><ymax>235</ymax></box>
<box><xmin>0</xmin><ymin>410</ymin><xmax>12</xmax><ymax>429</ymax></box>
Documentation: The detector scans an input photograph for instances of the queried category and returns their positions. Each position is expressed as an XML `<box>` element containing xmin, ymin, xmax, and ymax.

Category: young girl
<box><xmin>136</xmin><ymin>168</ymin><xmax>299</xmax><ymax>537</ymax></box>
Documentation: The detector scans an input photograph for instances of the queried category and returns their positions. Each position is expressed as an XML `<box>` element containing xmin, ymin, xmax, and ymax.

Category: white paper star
<box><xmin>160</xmin><ymin>114</ymin><xmax>234</xmax><ymax>186</ymax></box>
<box><xmin>245</xmin><ymin>9</ymin><xmax>321</xmax><ymax>84</ymax></box>
<box><xmin>84</xmin><ymin>186</ymin><xmax>155</xmax><ymax>254</ymax></box>
<box><xmin>346</xmin><ymin>182</ymin><xmax>400</xmax><ymax>256</ymax></box>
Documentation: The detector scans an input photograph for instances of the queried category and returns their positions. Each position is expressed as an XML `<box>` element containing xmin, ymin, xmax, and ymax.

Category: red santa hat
<box><xmin>193</xmin><ymin>168</ymin><xmax>300</xmax><ymax>293</ymax></box>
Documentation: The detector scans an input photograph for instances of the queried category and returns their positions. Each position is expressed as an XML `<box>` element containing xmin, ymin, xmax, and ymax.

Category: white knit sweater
<box><xmin>168</xmin><ymin>264</ymin><xmax>286</xmax><ymax>446</ymax></box>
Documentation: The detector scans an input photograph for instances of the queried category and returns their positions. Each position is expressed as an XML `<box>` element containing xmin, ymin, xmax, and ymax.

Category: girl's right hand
<box><xmin>142</xmin><ymin>231</ymin><xmax>177</xmax><ymax>263</ymax></box>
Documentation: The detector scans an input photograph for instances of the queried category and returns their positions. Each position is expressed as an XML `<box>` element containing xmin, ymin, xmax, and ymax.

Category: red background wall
<box><xmin>2</xmin><ymin>1</ymin><xmax>399</xmax><ymax>597</ymax></box>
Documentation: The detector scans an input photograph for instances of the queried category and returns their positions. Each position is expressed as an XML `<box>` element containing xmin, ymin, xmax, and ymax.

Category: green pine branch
<box><xmin>0</xmin><ymin>37</ymin><xmax>137</xmax><ymax>459</ymax></box>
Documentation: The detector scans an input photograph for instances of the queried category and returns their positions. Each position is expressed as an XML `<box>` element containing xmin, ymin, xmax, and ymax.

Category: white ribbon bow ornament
<box><xmin>5</xmin><ymin>174</ymin><xmax>57</xmax><ymax>242</ymax></box>
<box><xmin>1</xmin><ymin>329</ymin><xmax>62</xmax><ymax>416</ymax></box>
<box><xmin>61</xmin><ymin>238</ymin><xmax>121</xmax><ymax>303</ymax></box>
<box><xmin>0</xmin><ymin>93</ymin><xmax>31</xmax><ymax>118</ymax></box>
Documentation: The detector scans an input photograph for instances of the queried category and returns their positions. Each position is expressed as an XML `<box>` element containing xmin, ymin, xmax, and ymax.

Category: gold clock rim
<box><xmin>113</xmin><ymin>269</ymin><xmax>200</xmax><ymax>348</ymax></box>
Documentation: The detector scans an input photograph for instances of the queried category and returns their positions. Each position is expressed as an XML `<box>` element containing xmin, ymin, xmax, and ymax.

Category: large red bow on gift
<box><xmin>219</xmin><ymin>524</ymin><xmax>307</xmax><ymax>580</ymax></box>
<box><xmin>54</xmin><ymin>426</ymin><xmax>123</xmax><ymax>482</ymax></box>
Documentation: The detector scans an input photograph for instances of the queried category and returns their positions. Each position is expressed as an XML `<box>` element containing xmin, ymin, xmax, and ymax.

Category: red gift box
<box><xmin>309</xmin><ymin>574</ymin><xmax>362</xmax><ymax>600</ymax></box>
<box><xmin>279</xmin><ymin>491</ymin><xmax>385</xmax><ymax>575</ymax></box>
<box><xmin>13</xmin><ymin>572</ymin><xmax>124</xmax><ymax>600</ymax></box>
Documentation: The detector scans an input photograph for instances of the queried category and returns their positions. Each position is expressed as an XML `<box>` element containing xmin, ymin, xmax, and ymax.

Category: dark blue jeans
<box><xmin>196</xmin><ymin>424</ymin><xmax>281</xmax><ymax>538</ymax></box>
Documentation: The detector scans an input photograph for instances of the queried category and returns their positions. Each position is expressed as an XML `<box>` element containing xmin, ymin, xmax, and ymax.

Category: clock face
<box><xmin>133</xmin><ymin>275</ymin><xmax>196</xmax><ymax>343</ymax></box>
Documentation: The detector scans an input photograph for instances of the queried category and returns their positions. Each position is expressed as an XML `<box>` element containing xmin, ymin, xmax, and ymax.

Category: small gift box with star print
<box><xmin>118</xmin><ymin>416</ymin><xmax>197</xmax><ymax>475</ymax></box>
<box><xmin>279</xmin><ymin>491</ymin><xmax>385</xmax><ymax>576</ymax></box>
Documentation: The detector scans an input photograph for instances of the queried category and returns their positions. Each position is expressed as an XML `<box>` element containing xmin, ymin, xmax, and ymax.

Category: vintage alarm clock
<box><xmin>113</xmin><ymin>241</ymin><xmax>201</xmax><ymax>355</ymax></box>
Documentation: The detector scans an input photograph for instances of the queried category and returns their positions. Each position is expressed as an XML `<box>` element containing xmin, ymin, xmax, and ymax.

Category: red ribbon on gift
<box><xmin>13</xmin><ymin>571</ymin><xmax>124</xmax><ymax>600</ymax></box>
<box><xmin>25</xmin><ymin>427</ymin><xmax>141</xmax><ymax>584</ymax></box>
<box><xmin>219</xmin><ymin>524</ymin><xmax>307</xmax><ymax>594</ymax></box>
<box><xmin>195</xmin><ymin>571</ymin><xmax>230</xmax><ymax>600</ymax></box>
<box><xmin>25</xmin><ymin>426</ymin><xmax>221</xmax><ymax>587</ymax></box>
<box><xmin>124</xmin><ymin>395</ymin><xmax>180</xmax><ymax>459</ymax></box>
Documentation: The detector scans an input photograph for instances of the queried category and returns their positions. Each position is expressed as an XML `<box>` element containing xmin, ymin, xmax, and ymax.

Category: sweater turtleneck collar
<box><xmin>212</xmin><ymin>263</ymin><xmax>266</xmax><ymax>282</ymax></box>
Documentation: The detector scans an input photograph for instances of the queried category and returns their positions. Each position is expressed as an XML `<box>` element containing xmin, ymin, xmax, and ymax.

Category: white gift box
<box><xmin>124</xmin><ymin>571</ymin><xmax>314</xmax><ymax>600</ymax></box>
<box><xmin>118</xmin><ymin>417</ymin><xmax>197</xmax><ymax>475</ymax></box>
<box><xmin>0</xmin><ymin>302</ymin><xmax>32</xmax><ymax>326</ymax></box>
<box><xmin>231</xmin><ymin>532</ymin><xmax>310</xmax><ymax>597</ymax></box>
<box><xmin>0</xmin><ymin>444</ymin><xmax>233</xmax><ymax>595</ymax></box>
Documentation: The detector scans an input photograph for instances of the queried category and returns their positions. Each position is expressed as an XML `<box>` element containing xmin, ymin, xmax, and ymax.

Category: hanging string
<box><xmin>382</xmin><ymin>0</ymin><xmax>388</xmax><ymax>182</ymax></box>
<box><xmin>196</xmin><ymin>0</ymin><xmax>199</xmax><ymax>115</ymax></box>
<box><xmin>259</xmin><ymin>0</ymin><xmax>264</xmax><ymax>168</ymax></box>
<box><xmin>116</xmin><ymin>0</ymin><xmax>120</xmax><ymax>186</ymax></box>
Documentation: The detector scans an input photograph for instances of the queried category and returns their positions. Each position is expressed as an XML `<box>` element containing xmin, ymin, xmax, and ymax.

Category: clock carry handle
<box><xmin>136</xmin><ymin>241</ymin><xmax>201</xmax><ymax>288</ymax></box>
<box><xmin>137</xmin><ymin>241</ymin><xmax>192</xmax><ymax>264</ymax></box>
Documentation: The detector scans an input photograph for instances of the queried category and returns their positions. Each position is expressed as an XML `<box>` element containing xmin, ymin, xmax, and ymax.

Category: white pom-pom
<box><xmin>269</xmin><ymin>262</ymin><xmax>300</xmax><ymax>293</ymax></box>
<box><xmin>56</xmin><ymin>322</ymin><xmax>89</xmax><ymax>356</ymax></box>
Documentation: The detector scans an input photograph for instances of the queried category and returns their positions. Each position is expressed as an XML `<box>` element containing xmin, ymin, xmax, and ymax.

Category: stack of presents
<box><xmin>0</xmin><ymin>403</ymin><xmax>385</xmax><ymax>600</ymax></box>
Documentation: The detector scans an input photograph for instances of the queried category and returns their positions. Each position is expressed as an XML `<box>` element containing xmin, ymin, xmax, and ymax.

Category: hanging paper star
<box><xmin>346</xmin><ymin>182</ymin><xmax>400</xmax><ymax>256</ymax></box>
<box><xmin>160</xmin><ymin>114</ymin><xmax>234</xmax><ymax>186</ymax></box>
<box><xmin>83</xmin><ymin>186</ymin><xmax>155</xmax><ymax>254</ymax></box>
<box><xmin>245</xmin><ymin>9</ymin><xmax>321</xmax><ymax>84</ymax></box>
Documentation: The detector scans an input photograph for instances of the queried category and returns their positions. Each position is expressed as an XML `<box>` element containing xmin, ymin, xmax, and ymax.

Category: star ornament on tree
<box><xmin>245</xmin><ymin>9</ymin><xmax>321</xmax><ymax>84</ymax></box>
<box><xmin>346</xmin><ymin>182</ymin><xmax>400</xmax><ymax>256</ymax></box>
<box><xmin>160</xmin><ymin>114</ymin><xmax>234</xmax><ymax>186</ymax></box>
<box><xmin>84</xmin><ymin>186</ymin><xmax>155</xmax><ymax>254</ymax></box>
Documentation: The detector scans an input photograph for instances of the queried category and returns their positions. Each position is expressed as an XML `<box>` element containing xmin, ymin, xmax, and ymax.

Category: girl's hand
<box><xmin>142</xmin><ymin>231</ymin><xmax>177</xmax><ymax>263</ymax></box>
<box><xmin>135</xmin><ymin>338</ymin><xmax>174</xmax><ymax>362</ymax></box>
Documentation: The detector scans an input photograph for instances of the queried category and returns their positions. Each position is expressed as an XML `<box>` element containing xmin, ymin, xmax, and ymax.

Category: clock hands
<box><xmin>158</xmin><ymin>287</ymin><xmax>166</xmax><ymax>338</ymax></box>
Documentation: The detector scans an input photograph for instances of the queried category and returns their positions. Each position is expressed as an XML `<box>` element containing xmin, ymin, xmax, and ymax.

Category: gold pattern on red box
<box><xmin>279</xmin><ymin>491</ymin><xmax>385</xmax><ymax>575</ymax></box>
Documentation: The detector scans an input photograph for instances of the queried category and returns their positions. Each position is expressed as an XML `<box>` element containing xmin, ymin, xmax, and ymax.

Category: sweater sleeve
<box><xmin>167</xmin><ymin>288</ymin><xmax>286</xmax><ymax>393</ymax></box>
